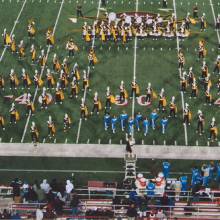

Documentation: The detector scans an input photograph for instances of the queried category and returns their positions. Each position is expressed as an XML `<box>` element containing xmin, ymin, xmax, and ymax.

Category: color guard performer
<box><xmin>143</xmin><ymin>117</ymin><xmax>149</xmax><ymax>136</ymax></box>
<box><xmin>183</xmin><ymin>103</ymin><xmax>191</xmax><ymax>125</ymax></box>
<box><xmin>130</xmin><ymin>80</ymin><xmax>140</xmax><ymax>98</ymax></box>
<box><xmin>135</xmin><ymin>112</ymin><xmax>143</xmax><ymax>132</ymax></box>
<box><xmin>161</xmin><ymin>116</ymin><xmax>168</xmax><ymax>134</ymax></box>
<box><xmin>91</xmin><ymin>92</ymin><xmax>102</xmax><ymax>115</ymax></box>
<box><xmin>0</xmin><ymin>75</ymin><xmax>5</xmax><ymax>91</ymax></box>
<box><xmin>128</xmin><ymin>117</ymin><xmax>134</xmax><ymax>136</ymax></box>
<box><xmin>46</xmin><ymin>28</ymin><xmax>54</xmax><ymax>46</ymax></box>
<box><xmin>47</xmin><ymin>115</ymin><xmax>56</xmax><ymax>138</ymax></box>
<box><xmin>150</xmin><ymin>109</ymin><xmax>158</xmax><ymax>130</ymax></box>
<box><xmin>80</xmin><ymin>98</ymin><xmax>88</xmax><ymax>120</ymax></box>
<box><xmin>104</xmin><ymin>113</ymin><xmax>111</xmax><ymax>131</ymax></box>
<box><xmin>30</xmin><ymin>122</ymin><xmax>39</xmax><ymax>144</ymax></box>
<box><xmin>209</xmin><ymin>117</ymin><xmax>218</xmax><ymax>142</ymax></box>
<box><xmin>9</xmin><ymin>103</ymin><xmax>20</xmax><ymax>124</ymax></box>
<box><xmin>120</xmin><ymin>111</ymin><xmax>128</xmax><ymax>131</ymax></box>
<box><xmin>70</xmin><ymin>77</ymin><xmax>79</xmax><ymax>98</ymax></box>
<box><xmin>63</xmin><ymin>113</ymin><xmax>71</xmax><ymax>132</ymax></box>
<box><xmin>9</xmin><ymin>69</ymin><xmax>19</xmax><ymax>90</ymax></box>
<box><xmin>169</xmin><ymin>96</ymin><xmax>177</xmax><ymax>118</ymax></box>
<box><xmin>0</xmin><ymin>115</ymin><xmax>5</xmax><ymax>131</ymax></box>
<box><xmin>111</xmin><ymin>115</ymin><xmax>118</xmax><ymax>134</ymax></box>
<box><xmin>197</xmin><ymin>110</ymin><xmax>205</xmax><ymax>135</ymax></box>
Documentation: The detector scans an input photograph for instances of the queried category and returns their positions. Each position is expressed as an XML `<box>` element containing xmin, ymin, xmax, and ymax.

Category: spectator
<box><xmin>65</xmin><ymin>179</ymin><xmax>74</xmax><ymax>200</ymax></box>
<box><xmin>76</xmin><ymin>5</ymin><xmax>83</xmax><ymax>18</ymax></box>
<box><xmin>40</xmin><ymin>179</ymin><xmax>50</xmax><ymax>194</ymax></box>
<box><xmin>70</xmin><ymin>192</ymin><xmax>80</xmax><ymax>216</ymax></box>
<box><xmin>10</xmin><ymin>211</ymin><xmax>21</xmax><ymax>219</ymax></box>
<box><xmin>53</xmin><ymin>195</ymin><xmax>64</xmax><ymax>216</ymax></box>
<box><xmin>156</xmin><ymin>209</ymin><xmax>166</xmax><ymax>219</ymax></box>
<box><xmin>1</xmin><ymin>209</ymin><xmax>11</xmax><ymax>219</ymax></box>
<box><xmin>26</xmin><ymin>185</ymin><xmax>38</xmax><ymax>202</ymax></box>
<box><xmin>36</xmin><ymin>206</ymin><xmax>44</xmax><ymax>220</ymax></box>
<box><xmin>34</xmin><ymin>183</ymin><xmax>46</xmax><ymax>202</ymax></box>
<box><xmin>10</xmin><ymin>178</ymin><xmax>22</xmax><ymax>203</ymax></box>
<box><xmin>21</xmin><ymin>181</ymin><xmax>29</xmax><ymax>202</ymax></box>
<box><xmin>126</xmin><ymin>204</ymin><xmax>137</xmax><ymax>220</ymax></box>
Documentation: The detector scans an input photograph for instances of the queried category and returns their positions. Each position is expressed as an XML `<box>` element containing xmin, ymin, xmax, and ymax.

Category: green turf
<box><xmin>0</xmin><ymin>0</ymin><xmax>219</xmax><ymax>147</ymax></box>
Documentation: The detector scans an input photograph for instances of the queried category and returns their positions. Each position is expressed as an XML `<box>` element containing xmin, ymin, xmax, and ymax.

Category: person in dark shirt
<box><xmin>70</xmin><ymin>193</ymin><xmax>80</xmax><ymax>216</ymax></box>
<box><xmin>10</xmin><ymin>178</ymin><xmax>22</xmax><ymax>201</ymax></box>
<box><xmin>76</xmin><ymin>5</ymin><xmax>83</xmax><ymax>18</ymax></box>
<box><xmin>126</xmin><ymin>204</ymin><xmax>137</xmax><ymax>219</ymax></box>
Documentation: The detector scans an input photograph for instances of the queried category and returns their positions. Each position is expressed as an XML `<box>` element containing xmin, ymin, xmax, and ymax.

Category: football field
<box><xmin>0</xmin><ymin>0</ymin><xmax>220</xmax><ymax>147</ymax></box>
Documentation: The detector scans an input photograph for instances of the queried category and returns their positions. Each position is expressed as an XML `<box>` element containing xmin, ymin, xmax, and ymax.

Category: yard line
<box><xmin>76</xmin><ymin>0</ymin><xmax>102</xmax><ymax>144</ymax></box>
<box><xmin>209</xmin><ymin>0</ymin><xmax>220</xmax><ymax>43</ymax></box>
<box><xmin>131</xmin><ymin>0</ymin><xmax>138</xmax><ymax>139</ymax></box>
<box><xmin>20</xmin><ymin>0</ymin><xmax>65</xmax><ymax>143</ymax></box>
<box><xmin>173</xmin><ymin>0</ymin><xmax>188</xmax><ymax>146</ymax></box>
<box><xmin>0</xmin><ymin>0</ymin><xmax>27</xmax><ymax>62</ymax></box>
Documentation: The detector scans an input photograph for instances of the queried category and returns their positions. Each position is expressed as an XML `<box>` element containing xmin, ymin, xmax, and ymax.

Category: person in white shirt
<box><xmin>40</xmin><ymin>179</ymin><xmax>50</xmax><ymax>194</ymax></box>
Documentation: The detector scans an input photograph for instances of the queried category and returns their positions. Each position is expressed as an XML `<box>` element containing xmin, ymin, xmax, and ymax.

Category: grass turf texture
<box><xmin>0</xmin><ymin>156</ymin><xmax>216</xmax><ymax>187</ymax></box>
<box><xmin>0</xmin><ymin>0</ymin><xmax>219</xmax><ymax>146</ymax></box>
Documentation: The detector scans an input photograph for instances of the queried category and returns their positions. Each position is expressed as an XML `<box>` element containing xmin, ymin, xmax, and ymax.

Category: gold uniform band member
<box><xmin>178</xmin><ymin>51</ymin><xmax>185</xmax><ymax>69</ymax></box>
<box><xmin>66</xmin><ymin>39</ymin><xmax>78</xmax><ymax>57</ymax></box>
<box><xmin>0</xmin><ymin>75</ymin><xmax>5</xmax><ymax>90</ymax></box>
<box><xmin>2</xmin><ymin>28</ymin><xmax>11</xmax><ymax>45</ymax></box>
<box><xmin>158</xmin><ymin>88</ymin><xmax>167</xmax><ymax>112</ymax></box>
<box><xmin>53</xmin><ymin>54</ymin><xmax>61</xmax><ymax>72</ymax></box>
<box><xmin>197</xmin><ymin>110</ymin><xmax>205</xmax><ymax>135</ymax></box>
<box><xmin>82</xmin><ymin>70</ymin><xmax>89</xmax><ymax>91</ymax></box>
<box><xmin>22</xmin><ymin>68</ymin><xmax>31</xmax><ymax>89</ymax></box>
<box><xmin>11</xmin><ymin>35</ymin><xmax>16</xmax><ymax>53</ymax></box>
<box><xmin>47</xmin><ymin>115</ymin><xmax>56</xmax><ymax>138</ymax></box>
<box><xmin>30</xmin><ymin>44</ymin><xmax>36</xmax><ymax>63</ymax></box>
<box><xmin>63</xmin><ymin>113</ymin><xmax>71</xmax><ymax>132</ymax></box>
<box><xmin>46</xmin><ymin>29</ymin><xmax>55</xmax><ymax>46</ymax></box>
<box><xmin>70</xmin><ymin>77</ymin><xmax>79</xmax><ymax>98</ymax></box>
<box><xmin>46</xmin><ymin>69</ymin><xmax>55</xmax><ymax>89</ymax></box>
<box><xmin>130</xmin><ymin>80</ymin><xmax>140</xmax><ymax>98</ymax></box>
<box><xmin>80</xmin><ymin>99</ymin><xmax>88</xmax><ymax>120</ymax></box>
<box><xmin>91</xmin><ymin>92</ymin><xmax>101</xmax><ymax>115</ymax></box>
<box><xmin>9</xmin><ymin>103</ymin><xmax>20</xmax><ymax>124</ymax></box>
<box><xmin>10</xmin><ymin>69</ymin><xmax>19</xmax><ymax>90</ymax></box>
<box><xmin>30</xmin><ymin>122</ymin><xmax>39</xmax><ymax>143</ymax></box>
<box><xmin>41</xmin><ymin>87</ymin><xmax>49</xmax><ymax>109</ymax></box>
<box><xmin>146</xmin><ymin>83</ymin><xmax>152</xmax><ymax>103</ymax></box>
<box><xmin>55</xmin><ymin>87</ymin><xmax>64</xmax><ymax>104</ymax></box>
<box><xmin>27</xmin><ymin>21</ymin><xmax>36</xmax><ymax>38</ymax></box>
<box><xmin>34</xmin><ymin>70</ymin><xmax>43</xmax><ymax>88</ymax></box>
<box><xmin>209</xmin><ymin>117</ymin><xmax>218</xmax><ymax>142</ymax></box>
<box><xmin>169</xmin><ymin>96</ymin><xmax>177</xmax><ymax>118</ymax></box>
<box><xmin>180</xmin><ymin>72</ymin><xmax>187</xmax><ymax>92</ymax></box>
<box><xmin>18</xmin><ymin>40</ymin><xmax>25</xmax><ymax>58</ymax></box>
<box><xmin>183</xmin><ymin>103</ymin><xmax>191</xmax><ymax>125</ymax></box>
<box><xmin>0</xmin><ymin>115</ymin><xmax>5</xmax><ymax>131</ymax></box>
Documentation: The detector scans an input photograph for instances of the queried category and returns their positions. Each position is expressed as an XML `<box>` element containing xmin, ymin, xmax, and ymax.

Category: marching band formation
<box><xmin>0</xmin><ymin>9</ymin><xmax>220</xmax><ymax>144</ymax></box>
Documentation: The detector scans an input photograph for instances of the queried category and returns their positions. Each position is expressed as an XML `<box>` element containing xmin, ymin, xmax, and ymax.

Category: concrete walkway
<box><xmin>0</xmin><ymin>143</ymin><xmax>220</xmax><ymax>160</ymax></box>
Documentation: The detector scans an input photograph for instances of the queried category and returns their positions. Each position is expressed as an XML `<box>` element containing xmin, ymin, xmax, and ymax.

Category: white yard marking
<box><xmin>131</xmin><ymin>0</ymin><xmax>138</xmax><ymax>140</ymax></box>
<box><xmin>76</xmin><ymin>0</ymin><xmax>102</xmax><ymax>144</ymax></box>
<box><xmin>209</xmin><ymin>0</ymin><xmax>220</xmax><ymax>44</ymax></box>
<box><xmin>21</xmin><ymin>0</ymin><xmax>65</xmax><ymax>143</ymax></box>
<box><xmin>173</xmin><ymin>0</ymin><xmax>188</xmax><ymax>146</ymax></box>
<box><xmin>0</xmin><ymin>0</ymin><xmax>27</xmax><ymax>62</ymax></box>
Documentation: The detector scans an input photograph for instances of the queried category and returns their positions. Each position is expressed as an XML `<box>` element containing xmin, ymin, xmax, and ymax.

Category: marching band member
<box><xmin>53</xmin><ymin>54</ymin><xmax>61</xmax><ymax>73</ymax></box>
<box><xmin>217</xmin><ymin>78</ymin><xmax>220</xmax><ymax>95</ymax></box>
<box><xmin>30</xmin><ymin>44</ymin><xmax>36</xmax><ymax>63</ymax></box>
<box><xmin>41</xmin><ymin>87</ymin><xmax>49</xmax><ymax>109</ymax></box>
<box><xmin>88</xmin><ymin>49</ymin><xmax>97</xmax><ymax>69</ymax></box>
<box><xmin>120</xmin><ymin>111</ymin><xmax>128</xmax><ymax>131</ymax></box>
<box><xmin>209</xmin><ymin>117</ymin><xmax>218</xmax><ymax>142</ymax></box>
<box><xmin>204</xmin><ymin>73</ymin><xmax>212</xmax><ymax>90</ymax></box>
<box><xmin>33</xmin><ymin>70</ymin><xmax>43</xmax><ymax>88</ymax></box>
<box><xmin>9</xmin><ymin>103</ymin><xmax>20</xmax><ymax>124</ymax></box>
<box><xmin>9</xmin><ymin>69</ymin><xmax>19</xmax><ymax>90</ymax></box>
<box><xmin>169</xmin><ymin>96</ymin><xmax>177</xmax><ymax>118</ymax></box>
<box><xmin>135</xmin><ymin>112</ymin><xmax>143</xmax><ymax>132</ymax></box>
<box><xmin>2</xmin><ymin>28</ymin><xmax>11</xmax><ymax>45</ymax></box>
<box><xmin>82</xmin><ymin>70</ymin><xmax>89</xmax><ymax>91</ymax></box>
<box><xmin>143</xmin><ymin>117</ymin><xmax>149</xmax><ymax>136</ymax></box>
<box><xmin>62</xmin><ymin>58</ymin><xmax>69</xmax><ymax>76</ymax></box>
<box><xmin>55</xmin><ymin>86</ymin><xmax>64</xmax><ymax>104</ymax></box>
<box><xmin>216</xmin><ymin>14</ymin><xmax>220</xmax><ymax>30</ymax></box>
<box><xmin>0</xmin><ymin>115</ymin><xmax>5</xmax><ymax>131</ymax></box>
<box><xmin>199</xmin><ymin>40</ymin><xmax>206</xmax><ymax>59</ymax></box>
<box><xmin>104</xmin><ymin>113</ymin><xmax>111</xmax><ymax>131</ymax></box>
<box><xmin>91</xmin><ymin>92</ymin><xmax>101</xmax><ymax>115</ymax></box>
<box><xmin>205</xmin><ymin>86</ymin><xmax>212</xmax><ymax>105</ymax></box>
<box><xmin>27</xmin><ymin>20</ymin><xmax>36</xmax><ymax>38</ymax></box>
<box><xmin>39</xmin><ymin>49</ymin><xmax>47</xmax><ymax>68</ymax></box>
<box><xmin>158</xmin><ymin>88</ymin><xmax>167</xmax><ymax>112</ymax></box>
<box><xmin>71</xmin><ymin>63</ymin><xmax>80</xmax><ymax>81</ymax></box>
<box><xmin>213</xmin><ymin>55</ymin><xmax>220</xmax><ymax>74</ymax></box>
<box><xmin>66</xmin><ymin>39</ymin><xmax>78</xmax><ymax>57</ymax></box>
<box><xmin>183</xmin><ymin>103</ymin><xmax>191</xmax><ymax>125</ymax></box>
<box><xmin>18</xmin><ymin>40</ymin><xmax>25</xmax><ymax>58</ymax></box>
<box><xmin>197</xmin><ymin>110</ymin><xmax>205</xmax><ymax>135</ymax></box>
<box><xmin>193</xmin><ymin>5</ymin><xmax>198</xmax><ymax>18</ymax></box>
<box><xmin>80</xmin><ymin>98</ymin><xmax>88</xmax><ymax>120</ymax></box>
<box><xmin>201</xmin><ymin>61</ymin><xmax>208</xmax><ymax>78</ymax></box>
<box><xmin>150</xmin><ymin>109</ymin><xmax>158</xmax><ymax>130</ymax></box>
<box><xmin>105</xmin><ymin>86</ymin><xmax>112</xmax><ymax>111</ymax></box>
<box><xmin>146</xmin><ymin>82</ymin><xmax>153</xmax><ymax>103</ymax></box>
<box><xmin>0</xmin><ymin>75</ymin><xmax>5</xmax><ymax>91</ymax></box>
<box><xmin>26</xmin><ymin>93</ymin><xmax>35</xmax><ymax>116</ymax></box>
<box><xmin>200</xmin><ymin>13</ymin><xmax>206</xmax><ymax>31</ymax></box>
<box><xmin>47</xmin><ymin>115</ymin><xmax>56</xmax><ymax>138</ymax></box>
<box><xmin>60</xmin><ymin>69</ymin><xmax>68</xmax><ymax>89</ymax></box>
<box><xmin>70</xmin><ymin>76</ymin><xmax>79</xmax><ymax>98</ymax></box>
<box><xmin>119</xmin><ymin>81</ymin><xmax>127</xmax><ymax>103</ymax></box>
<box><xmin>30</xmin><ymin>122</ymin><xmax>39</xmax><ymax>143</ymax></box>
<box><xmin>188</xmin><ymin>67</ymin><xmax>194</xmax><ymax>85</ymax></box>
<box><xmin>178</xmin><ymin>51</ymin><xmax>185</xmax><ymax>70</ymax></box>
<box><xmin>180</xmin><ymin>72</ymin><xmax>187</xmax><ymax>92</ymax></box>
<box><xmin>191</xmin><ymin>78</ymin><xmax>198</xmax><ymax>98</ymax></box>
<box><xmin>10</xmin><ymin>34</ymin><xmax>16</xmax><ymax>53</ymax></box>
<box><xmin>21</xmin><ymin>68</ymin><xmax>31</xmax><ymax>89</ymax></box>
<box><xmin>46</xmin><ymin>69</ymin><xmax>55</xmax><ymax>89</ymax></box>
<box><xmin>63</xmin><ymin>113</ymin><xmax>71</xmax><ymax>132</ymax></box>
<box><xmin>161</xmin><ymin>116</ymin><xmax>168</xmax><ymax>134</ymax></box>
<box><xmin>130</xmin><ymin>80</ymin><xmax>140</xmax><ymax>98</ymax></box>
<box><xmin>111</xmin><ymin>115</ymin><xmax>118</xmax><ymax>134</ymax></box>
<box><xmin>185</xmin><ymin>12</ymin><xmax>191</xmax><ymax>30</ymax></box>
<box><xmin>128</xmin><ymin>117</ymin><xmax>134</xmax><ymax>136</ymax></box>
<box><xmin>46</xmin><ymin>28</ymin><xmax>54</xmax><ymax>46</ymax></box>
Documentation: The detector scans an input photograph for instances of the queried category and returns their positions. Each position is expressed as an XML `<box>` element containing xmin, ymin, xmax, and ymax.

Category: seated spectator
<box><xmin>34</xmin><ymin>183</ymin><xmax>46</xmax><ymax>202</ymax></box>
<box><xmin>156</xmin><ymin>209</ymin><xmax>166</xmax><ymax>219</ymax></box>
<box><xmin>40</xmin><ymin>179</ymin><xmax>51</xmax><ymax>194</ymax></box>
<box><xmin>26</xmin><ymin>185</ymin><xmax>38</xmax><ymax>202</ymax></box>
<box><xmin>36</xmin><ymin>206</ymin><xmax>44</xmax><ymax>220</ymax></box>
<box><xmin>65</xmin><ymin>180</ymin><xmax>74</xmax><ymax>200</ymax></box>
<box><xmin>10</xmin><ymin>211</ymin><xmax>21</xmax><ymax>219</ymax></box>
<box><xmin>21</xmin><ymin>180</ymin><xmax>29</xmax><ymax>202</ymax></box>
<box><xmin>10</xmin><ymin>178</ymin><xmax>22</xmax><ymax>203</ymax></box>
<box><xmin>126</xmin><ymin>204</ymin><xmax>137</xmax><ymax>220</ymax></box>
<box><xmin>70</xmin><ymin>192</ymin><xmax>80</xmax><ymax>216</ymax></box>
